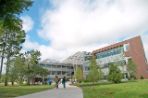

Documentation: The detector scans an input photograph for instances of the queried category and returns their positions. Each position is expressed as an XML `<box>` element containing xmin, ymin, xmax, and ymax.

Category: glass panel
<box><xmin>96</xmin><ymin>46</ymin><xmax>124</xmax><ymax>59</ymax></box>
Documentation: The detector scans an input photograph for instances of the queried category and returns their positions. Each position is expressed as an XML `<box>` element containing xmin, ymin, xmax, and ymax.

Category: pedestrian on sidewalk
<box><xmin>54</xmin><ymin>76</ymin><xmax>60</xmax><ymax>88</ymax></box>
<box><xmin>48</xmin><ymin>77</ymin><xmax>52</xmax><ymax>85</ymax></box>
<box><xmin>62</xmin><ymin>76</ymin><xmax>66</xmax><ymax>88</ymax></box>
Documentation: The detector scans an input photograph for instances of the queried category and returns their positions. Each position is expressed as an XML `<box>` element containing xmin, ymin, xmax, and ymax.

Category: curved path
<box><xmin>16</xmin><ymin>82</ymin><xmax>83</xmax><ymax>98</ymax></box>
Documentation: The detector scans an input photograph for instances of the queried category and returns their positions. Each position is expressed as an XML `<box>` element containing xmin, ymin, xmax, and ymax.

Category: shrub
<box><xmin>127</xmin><ymin>59</ymin><xmax>137</xmax><ymax>80</ymax></box>
<box><xmin>75</xmin><ymin>66</ymin><xmax>84</xmax><ymax>83</ymax></box>
<box><xmin>140</xmin><ymin>76</ymin><xmax>144</xmax><ymax>79</ymax></box>
<box><xmin>108</xmin><ymin>63</ymin><xmax>122</xmax><ymax>83</ymax></box>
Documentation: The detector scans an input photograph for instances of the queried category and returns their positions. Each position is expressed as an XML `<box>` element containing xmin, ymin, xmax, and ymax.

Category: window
<box><xmin>124</xmin><ymin>44</ymin><xmax>129</xmax><ymax>52</ymax></box>
<box><xmin>96</xmin><ymin>47</ymin><xmax>124</xmax><ymax>59</ymax></box>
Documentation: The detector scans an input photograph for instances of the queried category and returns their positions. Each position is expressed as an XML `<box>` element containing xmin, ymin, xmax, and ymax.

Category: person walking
<box><xmin>48</xmin><ymin>77</ymin><xmax>52</xmax><ymax>85</ymax></box>
<box><xmin>54</xmin><ymin>76</ymin><xmax>59</xmax><ymax>89</ymax></box>
<box><xmin>62</xmin><ymin>76</ymin><xmax>66</xmax><ymax>88</ymax></box>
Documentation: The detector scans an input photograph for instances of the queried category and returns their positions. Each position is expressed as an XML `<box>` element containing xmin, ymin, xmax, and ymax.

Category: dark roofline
<box><xmin>92</xmin><ymin>36</ymin><xmax>141</xmax><ymax>54</ymax></box>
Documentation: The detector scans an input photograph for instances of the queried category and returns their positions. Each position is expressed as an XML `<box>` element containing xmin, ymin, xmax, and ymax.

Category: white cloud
<box><xmin>21</xmin><ymin>16</ymin><xmax>34</xmax><ymax>33</ymax></box>
<box><xmin>25</xmin><ymin>0</ymin><xmax>148</xmax><ymax>61</ymax></box>
<box><xmin>23</xmin><ymin>37</ymin><xmax>108</xmax><ymax>61</ymax></box>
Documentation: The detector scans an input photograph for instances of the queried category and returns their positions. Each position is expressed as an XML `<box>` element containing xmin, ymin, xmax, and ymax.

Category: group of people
<box><xmin>54</xmin><ymin>76</ymin><xmax>66</xmax><ymax>89</ymax></box>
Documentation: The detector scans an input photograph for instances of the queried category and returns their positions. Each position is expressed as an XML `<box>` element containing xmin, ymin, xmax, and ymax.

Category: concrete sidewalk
<box><xmin>16</xmin><ymin>82</ymin><xmax>83</xmax><ymax>98</ymax></box>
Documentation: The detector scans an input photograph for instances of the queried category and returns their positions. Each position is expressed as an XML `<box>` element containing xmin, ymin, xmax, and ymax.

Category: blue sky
<box><xmin>20</xmin><ymin>0</ymin><xmax>148</xmax><ymax>61</ymax></box>
<box><xmin>21</xmin><ymin>0</ymin><xmax>51</xmax><ymax>45</ymax></box>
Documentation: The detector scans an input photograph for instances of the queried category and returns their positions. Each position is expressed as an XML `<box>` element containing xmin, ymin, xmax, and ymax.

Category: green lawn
<box><xmin>0</xmin><ymin>85</ymin><xmax>54</xmax><ymax>98</ymax></box>
<box><xmin>82</xmin><ymin>79</ymin><xmax>148</xmax><ymax>98</ymax></box>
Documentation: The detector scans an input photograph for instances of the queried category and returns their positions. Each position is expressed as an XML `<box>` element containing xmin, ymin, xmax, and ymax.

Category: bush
<box><xmin>140</xmin><ymin>76</ymin><xmax>144</xmax><ymax>79</ymax></box>
<box><xmin>127</xmin><ymin>59</ymin><xmax>136</xmax><ymax>80</ymax></box>
<box><xmin>75</xmin><ymin>66</ymin><xmax>84</xmax><ymax>83</ymax></box>
<box><xmin>128</xmin><ymin>75</ymin><xmax>137</xmax><ymax>80</ymax></box>
<box><xmin>108</xmin><ymin>63</ymin><xmax>122</xmax><ymax>83</ymax></box>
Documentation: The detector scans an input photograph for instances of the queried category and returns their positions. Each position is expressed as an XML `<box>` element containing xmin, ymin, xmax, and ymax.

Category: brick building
<box><xmin>92</xmin><ymin>36</ymin><xmax>148</xmax><ymax>79</ymax></box>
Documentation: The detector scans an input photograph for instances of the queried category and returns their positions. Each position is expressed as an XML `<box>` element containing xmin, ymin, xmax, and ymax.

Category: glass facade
<box><xmin>96</xmin><ymin>46</ymin><xmax>124</xmax><ymax>59</ymax></box>
<box><xmin>94</xmin><ymin>46</ymin><xmax>128</xmax><ymax>79</ymax></box>
<box><xmin>100</xmin><ymin>60</ymin><xmax>126</xmax><ymax>69</ymax></box>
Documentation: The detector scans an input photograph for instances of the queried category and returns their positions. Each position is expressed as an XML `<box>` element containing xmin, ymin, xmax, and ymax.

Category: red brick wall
<box><xmin>92</xmin><ymin>36</ymin><xmax>148</xmax><ymax>79</ymax></box>
<box><xmin>126</xmin><ymin>36</ymin><xmax>148</xmax><ymax>78</ymax></box>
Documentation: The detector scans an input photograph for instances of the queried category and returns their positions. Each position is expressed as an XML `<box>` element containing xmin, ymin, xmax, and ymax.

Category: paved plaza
<box><xmin>16</xmin><ymin>82</ymin><xmax>83</xmax><ymax>98</ymax></box>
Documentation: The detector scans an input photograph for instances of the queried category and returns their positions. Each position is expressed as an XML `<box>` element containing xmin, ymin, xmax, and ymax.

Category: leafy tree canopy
<box><xmin>0</xmin><ymin>0</ymin><xmax>32</xmax><ymax>18</ymax></box>
<box><xmin>0</xmin><ymin>0</ymin><xmax>33</xmax><ymax>35</ymax></box>
<box><xmin>87</xmin><ymin>56</ymin><xmax>101</xmax><ymax>82</ymax></box>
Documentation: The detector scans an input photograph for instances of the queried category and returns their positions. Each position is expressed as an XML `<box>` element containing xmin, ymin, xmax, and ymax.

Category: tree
<box><xmin>87</xmin><ymin>56</ymin><xmax>101</xmax><ymax>82</ymax></box>
<box><xmin>24</xmin><ymin>50</ymin><xmax>41</xmax><ymax>85</ymax></box>
<box><xmin>0</xmin><ymin>0</ymin><xmax>32</xmax><ymax>16</ymax></box>
<box><xmin>38</xmin><ymin>66</ymin><xmax>49</xmax><ymax>84</ymax></box>
<box><xmin>108</xmin><ymin>63</ymin><xmax>122</xmax><ymax>83</ymax></box>
<box><xmin>8</xmin><ymin>51</ymin><xmax>48</xmax><ymax>85</ymax></box>
<box><xmin>127</xmin><ymin>59</ymin><xmax>136</xmax><ymax>80</ymax></box>
<box><xmin>1</xmin><ymin>27</ymin><xmax>26</xmax><ymax>86</ymax></box>
<box><xmin>0</xmin><ymin>0</ymin><xmax>33</xmax><ymax>35</ymax></box>
<box><xmin>75</xmin><ymin>66</ymin><xmax>83</xmax><ymax>83</ymax></box>
<box><xmin>0</xmin><ymin>20</ymin><xmax>4</xmax><ymax>36</ymax></box>
<box><xmin>0</xmin><ymin>0</ymin><xmax>33</xmax><ymax>83</ymax></box>
<box><xmin>8</xmin><ymin>59</ymin><xmax>18</xmax><ymax>85</ymax></box>
<box><xmin>9</xmin><ymin>54</ymin><xmax>27</xmax><ymax>85</ymax></box>
<box><xmin>0</xmin><ymin>10</ymin><xmax>26</xmax><ymax>82</ymax></box>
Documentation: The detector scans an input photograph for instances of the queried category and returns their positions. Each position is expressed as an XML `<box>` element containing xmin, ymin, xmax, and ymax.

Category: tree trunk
<box><xmin>32</xmin><ymin>77</ymin><xmax>35</xmax><ymax>85</ymax></box>
<box><xmin>19</xmin><ymin>76</ymin><xmax>23</xmax><ymax>85</ymax></box>
<box><xmin>11</xmin><ymin>81</ymin><xmax>14</xmax><ymax>86</ymax></box>
<box><xmin>42</xmin><ymin>76</ymin><xmax>45</xmax><ymax>85</ymax></box>
<box><xmin>4</xmin><ymin>76</ymin><xmax>8</xmax><ymax>86</ymax></box>
<box><xmin>5</xmin><ymin>56</ymin><xmax>10</xmax><ymax>86</ymax></box>
<box><xmin>27</xmin><ymin>64</ymin><xmax>30</xmax><ymax>85</ymax></box>
<box><xmin>27</xmin><ymin>77</ymin><xmax>30</xmax><ymax>85</ymax></box>
<box><xmin>0</xmin><ymin>46</ymin><xmax>5</xmax><ymax>80</ymax></box>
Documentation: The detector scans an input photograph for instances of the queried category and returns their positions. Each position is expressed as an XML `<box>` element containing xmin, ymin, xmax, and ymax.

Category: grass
<box><xmin>82</xmin><ymin>79</ymin><xmax>148</xmax><ymax>98</ymax></box>
<box><xmin>0</xmin><ymin>85</ymin><xmax>54</xmax><ymax>98</ymax></box>
<box><xmin>75</xmin><ymin>82</ymin><xmax>111</xmax><ymax>87</ymax></box>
